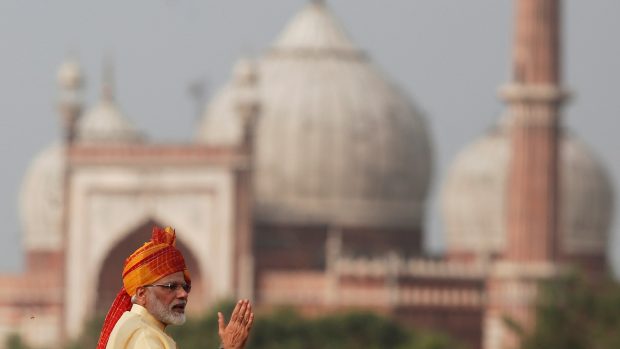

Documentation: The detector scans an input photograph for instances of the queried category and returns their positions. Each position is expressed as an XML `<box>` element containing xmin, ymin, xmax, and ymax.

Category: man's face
<box><xmin>143</xmin><ymin>271</ymin><xmax>189</xmax><ymax>326</ymax></box>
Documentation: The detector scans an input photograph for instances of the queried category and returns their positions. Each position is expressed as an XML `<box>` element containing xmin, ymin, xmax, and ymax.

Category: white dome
<box><xmin>19</xmin><ymin>144</ymin><xmax>65</xmax><ymax>251</ymax></box>
<box><xmin>76</xmin><ymin>93</ymin><xmax>142</xmax><ymax>143</ymax></box>
<box><xmin>441</xmin><ymin>123</ymin><xmax>614</xmax><ymax>257</ymax></box>
<box><xmin>197</xmin><ymin>2</ymin><xmax>433</xmax><ymax>228</ymax></box>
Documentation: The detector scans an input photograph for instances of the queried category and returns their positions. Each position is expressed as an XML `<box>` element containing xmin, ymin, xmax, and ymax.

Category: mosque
<box><xmin>0</xmin><ymin>1</ymin><xmax>614</xmax><ymax>349</ymax></box>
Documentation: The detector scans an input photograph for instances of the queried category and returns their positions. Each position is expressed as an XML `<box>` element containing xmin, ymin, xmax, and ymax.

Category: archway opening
<box><xmin>95</xmin><ymin>219</ymin><xmax>207</xmax><ymax>316</ymax></box>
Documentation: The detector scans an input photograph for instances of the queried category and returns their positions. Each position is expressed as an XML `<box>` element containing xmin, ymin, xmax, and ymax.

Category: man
<box><xmin>97</xmin><ymin>226</ymin><xmax>254</xmax><ymax>349</ymax></box>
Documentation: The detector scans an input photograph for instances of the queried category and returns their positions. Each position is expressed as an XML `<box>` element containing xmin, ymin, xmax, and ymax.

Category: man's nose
<box><xmin>176</xmin><ymin>287</ymin><xmax>189</xmax><ymax>299</ymax></box>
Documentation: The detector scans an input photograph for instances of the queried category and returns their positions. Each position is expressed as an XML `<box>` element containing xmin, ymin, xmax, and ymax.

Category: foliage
<box><xmin>516</xmin><ymin>272</ymin><xmax>620</xmax><ymax>349</ymax></box>
<box><xmin>8</xmin><ymin>300</ymin><xmax>463</xmax><ymax>349</ymax></box>
<box><xmin>15</xmin><ymin>272</ymin><xmax>620</xmax><ymax>349</ymax></box>
<box><xmin>167</xmin><ymin>300</ymin><xmax>235</xmax><ymax>349</ymax></box>
<box><xmin>6</xmin><ymin>334</ymin><xmax>33</xmax><ymax>349</ymax></box>
<box><xmin>171</xmin><ymin>301</ymin><xmax>463</xmax><ymax>349</ymax></box>
<box><xmin>63</xmin><ymin>315</ymin><xmax>104</xmax><ymax>349</ymax></box>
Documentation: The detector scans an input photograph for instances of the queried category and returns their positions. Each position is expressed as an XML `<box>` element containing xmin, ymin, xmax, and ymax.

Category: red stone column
<box><xmin>484</xmin><ymin>1</ymin><xmax>568</xmax><ymax>348</ymax></box>
<box><xmin>504</xmin><ymin>86</ymin><xmax>564</xmax><ymax>263</ymax></box>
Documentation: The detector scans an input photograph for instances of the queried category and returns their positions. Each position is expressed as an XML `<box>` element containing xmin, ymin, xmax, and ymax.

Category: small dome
<box><xmin>19</xmin><ymin>144</ymin><xmax>65</xmax><ymax>251</ymax></box>
<box><xmin>441</xmin><ymin>123</ymin><xmax>614</xmax><ymax>258</ymax></box>
<box><xmin>197</xmin><ymin>2</ymin><xmax>433</xmax><ymax>228</ymax></box>
<box><xmin>76</xmin><ymin>93</ymin><xmax>142</xmax><ymax>143</ymax></box>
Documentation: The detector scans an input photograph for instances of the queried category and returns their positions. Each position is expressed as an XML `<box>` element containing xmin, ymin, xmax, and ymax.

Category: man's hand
<box><xmin>218</xmin><ymin>299</ymin><xmax>254</xmax><ymax>349</ymax></box>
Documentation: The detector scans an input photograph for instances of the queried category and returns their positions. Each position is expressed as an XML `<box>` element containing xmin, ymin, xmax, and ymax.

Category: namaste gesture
<box><xmin>218</xmin><ymin>299</ymin><xmax>255</xmax><ymax>349</ymax></box>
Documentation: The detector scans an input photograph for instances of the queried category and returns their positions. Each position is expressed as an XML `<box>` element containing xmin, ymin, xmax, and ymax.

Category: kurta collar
<box><xmin>130</xmin><ymin>304</ymin><xmax>166</xmax><ymax>332</ymax></box>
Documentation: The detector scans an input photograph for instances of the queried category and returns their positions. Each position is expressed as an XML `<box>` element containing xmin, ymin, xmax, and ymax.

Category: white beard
<box><xmin>146</xmin><ymin>291</ymin><xmax>187</xmax><ymax>326</ymax></box>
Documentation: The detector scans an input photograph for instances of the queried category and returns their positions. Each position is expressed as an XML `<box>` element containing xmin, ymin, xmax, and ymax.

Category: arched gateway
<box><xmin>4</xmin><ymin>3</ymin><xmax>613</xmax><ymax>349</ymax></box>
<box><xmin>57</xmin><ymin>55</ymin><xmax>258</xmax><ymax>340</ymax></box>
<box><xmin>96</xmin><ymin>219</ymin><xmax>208</xmax><ymax>315</ymax></box>
<box><xmin>62</xmin><ymin>142</ymin><xmax>255</xmax><ymax>339</ymax></box>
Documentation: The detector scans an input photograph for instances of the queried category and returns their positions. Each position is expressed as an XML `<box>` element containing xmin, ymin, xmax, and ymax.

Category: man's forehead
<box><xmin>156</xmin><ymin>271</ymin><xmax>186</xmax><ymax>284</ymax></box>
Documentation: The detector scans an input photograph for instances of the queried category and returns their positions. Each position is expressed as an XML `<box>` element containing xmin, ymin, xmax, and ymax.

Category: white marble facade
<box><xmin>64</xmin><ymin>163</ymin><xmax>237</xmax><ymax>338</ymax></box>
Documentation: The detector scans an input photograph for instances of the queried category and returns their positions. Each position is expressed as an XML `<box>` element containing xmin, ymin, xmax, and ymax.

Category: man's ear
<box><xmin>135</xmin><ymin>287</ymin><xmax>147</xmax><ymax>306</ymax></box>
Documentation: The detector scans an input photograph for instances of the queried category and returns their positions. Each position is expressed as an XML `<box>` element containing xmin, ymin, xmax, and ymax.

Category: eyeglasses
<box><xmin>143</xmin><ymin>282</ymin><xmax>192</xmax><ymax>294</ymax></box>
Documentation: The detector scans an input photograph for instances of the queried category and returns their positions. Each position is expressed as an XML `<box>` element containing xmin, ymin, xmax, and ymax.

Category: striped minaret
<box><xmin>505</xmin><ymin>0</ymin><xmax>564</xmax><ymax>263</ymax></box>
<box><xmin>484</xmin><ymin>1</ymin><xmax>568</xmax><ymax>348</ymax></box>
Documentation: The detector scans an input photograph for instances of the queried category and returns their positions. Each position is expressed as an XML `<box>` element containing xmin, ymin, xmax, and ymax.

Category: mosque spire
<box><xmin>57</xmin><ymin>55</ymin><xmax>84</xmax><ymax>143</ymax></box>
<box><xmin>504</xmin><ymin>0</ymin><xmax>566</xmax><ymax>264</ymax></box>
<box><xmin>512</xmin><ymin>0</ymin><xmax>561</xmax><ymax>84</ymax></box>
<box><xmin>485</xmin><ymin>1</ymin><xmax>568</xmax><ymax>348</ymax></box>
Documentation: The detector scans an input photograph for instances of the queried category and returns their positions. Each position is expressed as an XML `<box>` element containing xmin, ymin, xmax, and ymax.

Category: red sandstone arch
<box><xmin>95</xmin><ymin>219</ymin><xmax>207</xmax><ymax>316</ymax></box>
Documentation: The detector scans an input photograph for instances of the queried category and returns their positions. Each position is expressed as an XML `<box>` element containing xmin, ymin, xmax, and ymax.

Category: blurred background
<box><xmin>0</xmin><ymin>1</ymin><xmax>618</xmax><ymax>349</ymax></box>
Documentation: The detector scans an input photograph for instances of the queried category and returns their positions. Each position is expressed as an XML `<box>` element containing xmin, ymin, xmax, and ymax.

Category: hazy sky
<box><xmin>0</xmin><ymin>1</ymin><xmax>618</xmax><ymax>272</ymax></box>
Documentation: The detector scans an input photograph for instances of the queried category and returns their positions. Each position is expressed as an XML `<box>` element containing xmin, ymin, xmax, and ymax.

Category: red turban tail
<box><xmin>96</xmin><ymin>226</ymin><xmax>190</xmax><ymax>349</ymax></box>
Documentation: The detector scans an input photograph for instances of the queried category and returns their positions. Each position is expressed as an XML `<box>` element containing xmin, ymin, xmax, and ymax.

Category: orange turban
<box><xmin>97</xmin><ymin>226</ymin><xmax>191</xmax><ymax>349</ymax></box>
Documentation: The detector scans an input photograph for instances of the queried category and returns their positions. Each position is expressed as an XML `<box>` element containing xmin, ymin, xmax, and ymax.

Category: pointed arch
<box><xmin>95</xmin><ymin>218</ymin><xmax>208</xmax><ymax>316</ymax></box>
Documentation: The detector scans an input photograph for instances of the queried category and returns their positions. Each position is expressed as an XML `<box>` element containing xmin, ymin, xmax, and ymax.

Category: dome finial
<box><xmin>272</xmin><ymin>0</ymin><xmax>358</xmax><ymax>53</ymax></box>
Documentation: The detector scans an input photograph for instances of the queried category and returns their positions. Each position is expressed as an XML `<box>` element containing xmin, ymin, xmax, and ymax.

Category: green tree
<box><xmin>63</xmin><ymin>315</ymin><xmax>104</xmax><ymax>349</ymax></box>
<box><xmin>247</xmin><ymin>307</ymin><xmax>462</xmax><ymax>349</ymax></box>
<box><xmin>5</xmin><ymin>334</ymin><xmax>33</xmax><ymax>349</ymax></box>
<box><xmin>517</xmin><ymin>273</ymin><xmax>620</xmax><ymax>349</ymax></box>
<box><xmin>167</xmin><ymin>300</ymin><xmax>235</xmax><ymax>349</ymax></box>
<box><xmin>61</xmin><ymin>300</ymin><xmax>464</xmax><ymax>349</ymax></box>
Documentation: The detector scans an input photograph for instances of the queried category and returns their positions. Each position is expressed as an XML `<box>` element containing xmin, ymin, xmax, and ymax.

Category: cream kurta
<box><xmin>106</xmin><ymin>304</ymin><xmax>176</xmax><ymax>349</ymax></box>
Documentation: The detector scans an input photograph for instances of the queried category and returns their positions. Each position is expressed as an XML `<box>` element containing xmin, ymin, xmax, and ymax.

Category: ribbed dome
<box><xmin>441</xmin><ymin>122</ymin><xmax>614</xmax><ymax>258</ymax></box>
<box><xmin>76</xmin><ymin>91</ymin><xmax>142</xmax><ymax>143</ymax></box>
<box><xmin>197</xmin><ymin>2</ymin><xmax>433</xmax><ymax>227</ymax></box>
<box><xmin>19</xmin><ymin>144</ymin><xmax>64</xmax><ymax>251</ymax></box>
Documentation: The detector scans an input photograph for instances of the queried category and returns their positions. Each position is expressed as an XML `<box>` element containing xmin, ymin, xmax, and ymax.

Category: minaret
<box><xmin>484</xmin><ymin>1</ymin><xmax>568</xmax><ymax>348</ymax></box>
<box><xmin>233</xmin><ymin>58</ymin><xmax>260</xmax><ymax>150</ymax></box>
<box><xmin>56</xmin><ymin>56</ymin><xmax>84</xmax><ymax>342</ymax></box>
<box><xmin>57</xmin><ymin>57</ymin><xmax>84</xmax><ymax>143</ymax></box>
<box><xmin>504</xmin><ymin>0</ymin><xmax>566</xmax><ymax>263</ymax></box>
<box><xmin>232</xmin><ymin>58</ymin><xmax>260</xmax><ymax>301</ymax></box>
